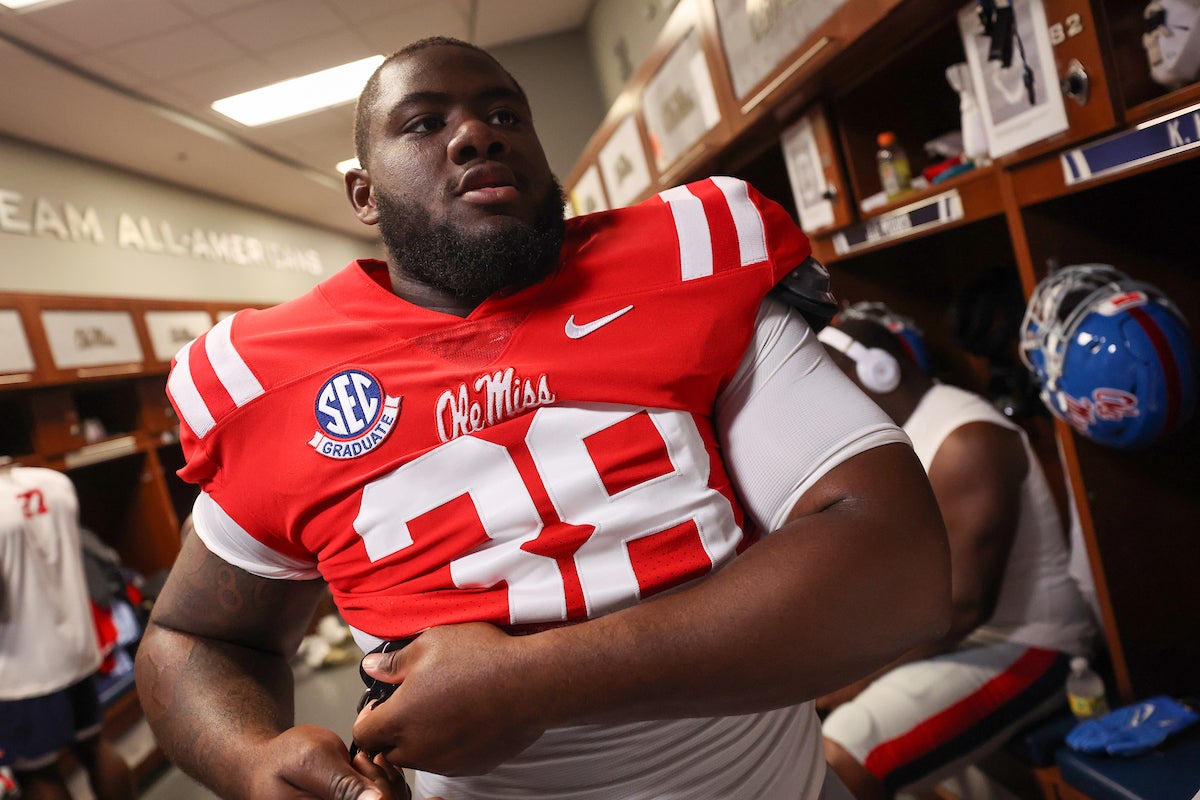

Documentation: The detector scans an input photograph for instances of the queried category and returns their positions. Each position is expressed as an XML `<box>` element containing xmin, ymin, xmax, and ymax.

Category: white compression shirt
<box><xmin>717</xmin><ymin>297</ymin><xmax>908</xmax><ymax>532</ymax></box>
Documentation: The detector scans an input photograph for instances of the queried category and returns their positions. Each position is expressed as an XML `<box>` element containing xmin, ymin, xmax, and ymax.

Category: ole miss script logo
<box><xmin>308</xmin><ymin>369</ymin><xmax>400</xmax><ymax>460</ymax></box>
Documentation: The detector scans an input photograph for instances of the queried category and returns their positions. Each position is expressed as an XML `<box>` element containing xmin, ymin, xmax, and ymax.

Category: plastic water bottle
<box><xmin>1066</xmin><ymin>657</ymin><xmax>1110</xmax><ymax>720</ymax></box>
<box><xmin>876</xmin><ymin>131</ymin><xmax>913</xmax><ymax>200</ymax></box>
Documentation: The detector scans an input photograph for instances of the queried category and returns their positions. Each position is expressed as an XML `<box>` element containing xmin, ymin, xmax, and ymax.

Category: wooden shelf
<box><xmin>565</xmin><ymin>0</ymin><xmax>1200</xmax><ymax>705</ymax></box>
<box><xmin>0</xmin><ymin>289</ymin><xmax>225</xmax><ymax>777</ymax></box>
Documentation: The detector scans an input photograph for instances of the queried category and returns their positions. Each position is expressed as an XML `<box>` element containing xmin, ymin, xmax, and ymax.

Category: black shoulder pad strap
<box><xmin>769</xmin><ymin>255</ymin><xmax>838</xmax><ymax>332</ymax></box>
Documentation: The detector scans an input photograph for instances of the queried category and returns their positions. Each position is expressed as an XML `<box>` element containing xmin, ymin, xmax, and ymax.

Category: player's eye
<box><xmin>489</xmin><ymin>108</ymin><xmax>520</xmax><ymax>127</ymax></box>
<box><xmin>405</xmin><ymin>114</ymin><xmax>446</xmax><ymax>135</ymax></box>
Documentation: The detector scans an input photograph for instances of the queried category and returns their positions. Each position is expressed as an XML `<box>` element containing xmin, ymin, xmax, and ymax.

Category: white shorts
<box><xmin>822</xmin><ymin>640</ymin><xmax>1070</xmax><ymax>794</ymax></box>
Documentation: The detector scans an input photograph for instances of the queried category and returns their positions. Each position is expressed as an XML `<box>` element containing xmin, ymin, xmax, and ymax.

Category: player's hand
<box><xmin>245</xmin><ymin>723</ymin><xmax>407</xmax><ymax>799</ymax></box>
<box><xmin>351</xmin><ymin>623</ymin><xmax>546</xmax><ymax>776</ymax></box>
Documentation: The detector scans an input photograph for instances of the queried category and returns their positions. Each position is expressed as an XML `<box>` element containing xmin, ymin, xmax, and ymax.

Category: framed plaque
<box><xmin>144</xmin><ymin>310</ymin><xmax>214</xmax><ymax>362</ymax></box>
<box><xmin>781</xmin><ymin>114</ymin><xmax>836</xmax><ymax>232</ymax></box>
<box><xmin>570</xmin><ymin>165</ymin><xmax>609</xmax><ymax>217</ymax></box>
<box><xmin>713</xmin><ymin>0</ymin><xmax>846</xmax><ymax>102</ymax></box>
<box><xmin>599</xmin><ymin>116</ymin><xmax>654</xmax><ymax>208</ymax></box>
<box><xmin>40</xmin><ymin>309</ymin><xmax>144</xmax><ymax>370</ymax></box>
<box><xmin>641</xmin><ymin>29</ymin><xmax>722</xmax><ymax>173</ymax></box>
<box><xmin>0</xmin><ymin>309</ymin><xmax>36</xmax><ymax>377</ymax></box>
<box><xmin>959</xmin><ymin>0</ymin><xmax>1068</xmax><ymax>158</ymax></box>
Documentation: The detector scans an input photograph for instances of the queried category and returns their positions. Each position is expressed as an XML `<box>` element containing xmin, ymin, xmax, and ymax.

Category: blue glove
<box><xmin>1066</xmin><ymin>696</ymin><xmax>1198</xmax><ymax>757</ymax></box>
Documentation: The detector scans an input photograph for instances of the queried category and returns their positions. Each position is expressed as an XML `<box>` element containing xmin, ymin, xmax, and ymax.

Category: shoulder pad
<box><xmin>770</xmin><ymin>256</ymin><xmax>838</xmax><ymax>331</ymax></box>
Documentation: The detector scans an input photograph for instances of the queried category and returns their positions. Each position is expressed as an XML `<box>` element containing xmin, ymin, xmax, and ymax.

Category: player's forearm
<box><xmin>134</xmin><ymin>622</ymin><xmax>297</xmax><ymax>799</ymax></box>
<box><xmin>517</xmin><ymin>447</ymin><xmax>951</xmax><ymax>726</ymax></box>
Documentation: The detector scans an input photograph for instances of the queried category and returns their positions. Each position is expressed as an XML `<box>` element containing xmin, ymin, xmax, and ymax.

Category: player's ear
<box><xmin>345</xmin><ymin>167</ymin><xmax>379</xmax><ymax>225</ymax></box>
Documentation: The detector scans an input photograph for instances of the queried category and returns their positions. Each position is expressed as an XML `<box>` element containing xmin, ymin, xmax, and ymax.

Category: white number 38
<box><xmin>354</xmin><ymin>405</ymin><xmax>742</xmax><ymax>623</ymax></box>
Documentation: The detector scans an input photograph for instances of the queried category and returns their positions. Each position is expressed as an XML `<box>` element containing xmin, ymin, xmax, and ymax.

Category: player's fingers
<box><xmin>279</xmin><ymin>725</ymin><xmax>387</xmax><ymax>800</ymax></box>
<box><xmin>352</xmin><ymin>751</ymin><xmax>408</xmax><ymax>800</ymax></box>
<box><xmin>360</xmin><ymin>645</ymin><xmax>411</xmax><ymax>683</ymax></box>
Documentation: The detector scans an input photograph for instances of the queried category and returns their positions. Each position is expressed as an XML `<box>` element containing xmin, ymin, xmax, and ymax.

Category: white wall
<box><xmin>0</xmin><ymin>135</ymin><xmax>377</xmax><ymax>305</ymax></box>
<box><xmin>491</xmin><ymin>30</ymin><xmax>607</xmax><ymax>182</ymax></box>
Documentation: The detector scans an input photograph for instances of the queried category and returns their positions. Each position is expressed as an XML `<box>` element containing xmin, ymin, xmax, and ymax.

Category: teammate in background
<box><xmin>815</xmin><ymin>303</ymin><xmax>1097</xmax><ymax>800</ymax></box>
<box><xmin>135</xmin><ymin>37</ymin><xmax>950</xmax><ymax>800</ymax></box>
<box><xmin>0</xmin><ymin>462</ymin><xmax>136</xmax><ymax>800</ymax></box>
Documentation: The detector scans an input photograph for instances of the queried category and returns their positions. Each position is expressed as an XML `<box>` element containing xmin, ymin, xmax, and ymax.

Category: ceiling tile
<box><xmin>162</xmin><ymin>56</ymin><xmax>272</xmax><ymax>105</ymax></box>
<box><xmin>166</xmin><ymin>0</ymin><xmax>269</xmax><ymax>18</ymax></box>
<box><xmin>260</xmin><ymin>29</ymin><xmax>375</xmax><ymax>77</ymax></box>
<box><xmin>209</xmin><ymin>0</ymin><xmax>346</xmax><ymax>51</ymax></box>
<box><xmin>20</xmin><ymin>0</ymin><xmax>192</xmax><ymax>52</ymax></box>
<box><xmin>104</xmin><ymin>23</ymin><xmax>244</xmax><ymax>80</ymax></box>
<box><xmin>324</xmin><ymin>0</ymin><xmax>431</xmax><ymax>25</ymax></box>
<box><xmin>0</xmin><ymin>11</ymin><xmax>89</xmax><ymax>57</ymax></box>
<box><xmin>357</xmin><ymin>5</ymin><xmax>471</xmax><ymax>54</ymax></box>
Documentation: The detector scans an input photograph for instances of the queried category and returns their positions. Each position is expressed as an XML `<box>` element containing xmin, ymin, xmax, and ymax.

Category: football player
<box><xmin>135</xmin><ymin>38</ymin><xmax>950</xmax><ymax>800</ymax></box>
<box><xmin>0</xmin><ymin>464</ymin><xmax>136</xmax><ymax>800</ymax></box>
<box><xmin>817</xmin><ymin>303</ymin><xmax>1096</xmax><ymax>800</ymax></box>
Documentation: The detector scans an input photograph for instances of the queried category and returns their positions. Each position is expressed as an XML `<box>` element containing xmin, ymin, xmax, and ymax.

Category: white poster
<box><xmin>569</xmin><ymin>165</ymin><xmax>609</xmax><ymax>217</ymax></box>
<box><xmin>599</xmin><ymin>116</ymin><xmax>654</xmax><ymax>208</ymax></box>
<box><xmin>641</xmin><ymin>30</ymin><xmax>722</xmax><ymax>172</ymax></box>
<box><xmin>713</xmin><ymin>0</ymin><xmax>847</xmax><ymax>100</ymax></box>
<box><xmin>144</xmin><ymin>310</ymin><xmax>214</xmax><ymax>362</ymax></box>
<box><xmin>0</xmin><ymin>310</ymin><xmax>36</xmax><ymax>375</ymax></box>
<box><xmin>41</xmin><ymin>310</ymin><xmax>144</xmax><ymax>369</ymax></box>
<box><xmin>958</xmin><ymin>0</ymin><xmax>1068</xmax><ymax>158</ymax></box>
<box><xmin>781</xmin><ymin>115</ymin><xmax>835</xmax><ymax>232</ymax></box>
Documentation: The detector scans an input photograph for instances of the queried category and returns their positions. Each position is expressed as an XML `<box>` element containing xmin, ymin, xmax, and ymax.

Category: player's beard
<box><xmin>376</xmin><ymin>178</ymin><xmax>567</xmax><ymax>304</ymax></box>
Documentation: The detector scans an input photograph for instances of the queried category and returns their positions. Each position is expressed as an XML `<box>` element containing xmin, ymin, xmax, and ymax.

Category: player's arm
<box><xmin>352</xmin><ymin>301</ymin><xmax>951</xmax><ymax>775</ymax></box>
<box><xmin>926</xmin><ymin>421</ymin><xmax>1026</xmax><ymax>640</ymax></box>
<box><xmin>818</xmin><ymin>420</ymin><xmax>1026</xmax><ymax>710</ymax></box>
<box><xmin>135</xmin><ymin>532</ymin><xmax>396</xmax><ymax>800</ymax></box>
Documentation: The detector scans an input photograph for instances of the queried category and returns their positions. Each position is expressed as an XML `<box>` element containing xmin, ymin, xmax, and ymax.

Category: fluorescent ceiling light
<box><xmin>212</xmin><ymin>55</ymin><xmax>384</xmax><ymax>127</ymax></box>
<box><xmin>0</xmin><ymin>0</ymin><xmax>66</xmax><ymax>8</ymax></box>
<box><xmin>335</xmin><ymin>157</ymin><xmax>360</xmax><ymax>174</ymax></box>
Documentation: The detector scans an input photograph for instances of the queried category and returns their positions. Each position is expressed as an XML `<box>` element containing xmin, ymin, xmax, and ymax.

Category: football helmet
<box><xmin>1019</xmin><ymin>264</ymin><xmax>1198</xmax><ymax>449</ymax></box>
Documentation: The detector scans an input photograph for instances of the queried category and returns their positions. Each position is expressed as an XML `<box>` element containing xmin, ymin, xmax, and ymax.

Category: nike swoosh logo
<box><xmin>565</xmin><ymin>304</ymin><xmax>634</xmax><ymax>339</ymax></box>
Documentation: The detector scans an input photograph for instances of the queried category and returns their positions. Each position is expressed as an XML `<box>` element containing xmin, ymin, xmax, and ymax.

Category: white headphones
<box><xmin>818</xmin><ymin>326</ymin><xmax>902</xmax><ymax>394</ymax></box>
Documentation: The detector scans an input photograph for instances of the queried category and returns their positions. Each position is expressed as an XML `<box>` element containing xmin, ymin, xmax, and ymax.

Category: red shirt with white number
<box><xmin>169</xmin><ymin>177</ymin><xmax>808</xmax><ymax>642</ymax></box>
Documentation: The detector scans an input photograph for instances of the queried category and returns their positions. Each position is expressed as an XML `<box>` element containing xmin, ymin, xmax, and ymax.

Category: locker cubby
<box><xmin>0</xmin><ymin>392</ymin><xmax>35</xmax><ymax>460</ymax></box>
<box><xmin>72</xmin><ymin>380</ymin><xmax>141</xmax><ymax>441</ymax></box>
<box><xmin>1098</xmin><ymin>0</ymin><xmax>1200</xmax><ymax>122</ymax></box>
<box><xmin>67</xmin><ymin>449</ymin><xmax>180</xmax><ymax>579</ymax></box>
<box><xmin>1015</xmin><ymin>153</ymin><xmax>1200</xmax><ymax>701</ymax></box>
<box><xmin>567</xmin><ymin>0</ymin><xmax>1200</xmax><ymax>705</ymax></box>
<box><xmin>831</xmin><ymin>14</ymin><xmax>966</xmax><ymax>212</ymax></box>
<box><xmin>155</xmin><ymin>441</ymin><xmax>198</xmax><ymax>535</ymax></box>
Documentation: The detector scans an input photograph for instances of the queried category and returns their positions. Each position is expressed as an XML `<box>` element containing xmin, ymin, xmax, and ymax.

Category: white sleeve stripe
<box><xmin>168</xmin><ymin>340</ymin><xmax>216</xmax><ymax>439</ymax></box>
<box><xmin>205</xmin><ymin>314</ymin><xmax>264</xmax><ymax>408</ymax></box>
<box><xmin>711</xmin><ymin>176</ymin><xmax>768</xmax><ymax>266</ymax></box>
<box><xmin>659</xmin><ymin>184</ymin><xmax>713</xmax><ymax>281</ymax></box>
<box><xmin>191</xmin><ymin>492</ymin><xmax>321</xmax><ymax>580</ymax></box>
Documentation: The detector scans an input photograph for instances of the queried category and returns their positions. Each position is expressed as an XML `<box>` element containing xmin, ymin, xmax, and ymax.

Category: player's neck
<box><xmin>387</xmin><ymin>267</ymin><xmax>481</xmax><ymax>318</ymax></box>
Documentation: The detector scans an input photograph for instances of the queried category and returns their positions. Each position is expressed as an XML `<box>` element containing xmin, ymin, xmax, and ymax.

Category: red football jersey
<box><xmin>168</xmin><ymin>177</ymin><xmax>810</xmax><ymax>640</ymax></box>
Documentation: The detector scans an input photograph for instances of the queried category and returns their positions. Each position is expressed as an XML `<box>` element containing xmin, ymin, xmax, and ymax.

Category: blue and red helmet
<box><xmin>1019</xmin><ymin>264</ymin><xmax>1198</xmax><ymax>449</ymax></box>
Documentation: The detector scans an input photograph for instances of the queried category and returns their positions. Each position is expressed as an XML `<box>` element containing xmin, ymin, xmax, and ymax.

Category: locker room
<box><xmin>0</xmin><ymin>1</ymin><xmax>1197</xmax><ymax>799</ymax></box>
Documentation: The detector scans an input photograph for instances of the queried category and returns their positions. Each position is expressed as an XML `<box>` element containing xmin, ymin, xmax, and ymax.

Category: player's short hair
<box><xmin>353</xmin><ymin>36</ymin><xmax>529</xmax><ymax>167</ymax></box>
